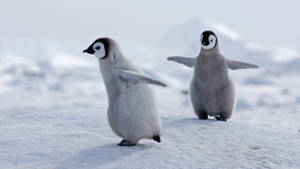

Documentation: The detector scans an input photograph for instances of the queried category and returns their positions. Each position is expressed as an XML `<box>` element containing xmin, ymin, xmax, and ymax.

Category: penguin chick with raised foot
<box><xmin>167</xmin><ymin>31</ymin><xmax>258</xmax><ymax>121</ymax></box>
<box><xmin>83</xmin><ymin>37</ymin><xmax>166</xmax><ymax>146</ymax></box>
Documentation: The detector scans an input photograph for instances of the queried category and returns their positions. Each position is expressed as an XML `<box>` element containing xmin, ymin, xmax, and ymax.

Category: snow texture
<box><xmin>0</xmin><ymin>19</ymin><xmax>300</xmax><ymax>168</ymax></box>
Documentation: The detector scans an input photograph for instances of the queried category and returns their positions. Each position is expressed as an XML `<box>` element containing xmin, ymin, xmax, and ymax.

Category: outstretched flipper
<box><xmin>226</xmin><ymin>59</ymin><xmax>259</xmax><ymax>70</ymax></box>
<box><xmin>119</xmin><ymin>69</ymin><xmax>167</xmax><ymax>87</ymax></box>
<box><xmin>167</xmin><ymin>56</ymin><xmax>196</xmax><ymax>68</ymax></box>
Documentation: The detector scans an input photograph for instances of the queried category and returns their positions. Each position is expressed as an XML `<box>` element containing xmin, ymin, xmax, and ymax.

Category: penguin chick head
<box><xmin>83</xmin><ymin>38</ymin><xmax>110</xmax><ymax>59</ymax></box>
<box><xmin>200</xmin><ymin>31</ymin><xmax>217</xmax><ymax>50</ymax></box>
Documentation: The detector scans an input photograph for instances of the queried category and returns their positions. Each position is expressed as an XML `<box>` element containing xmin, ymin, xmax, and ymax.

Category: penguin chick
<box><xmin>167</xmin><ymin>31</ymin><xmax>258</xmax><ymax>121</ymax></box>
<box><xmin>83</xmin><ymin>37</ymin><xmax>166</xmax><ymax>146</ymax></box>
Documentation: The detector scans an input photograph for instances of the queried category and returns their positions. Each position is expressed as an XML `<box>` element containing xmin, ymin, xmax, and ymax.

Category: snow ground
<box><xmin>1</xmin><ymin>102</ymin><xmax>300</xmax><ymax>169</ymax></box>
<box><xmin>1</xmin><ymin>19</ymin><xmax>300</xmax><ymax>168</ymax></box>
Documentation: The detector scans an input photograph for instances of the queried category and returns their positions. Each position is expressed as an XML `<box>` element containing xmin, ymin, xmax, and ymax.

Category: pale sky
<box><xmin>0</xmin><ymin>0</ymin><xmax>299</xmax><ymax>49</ymax></box>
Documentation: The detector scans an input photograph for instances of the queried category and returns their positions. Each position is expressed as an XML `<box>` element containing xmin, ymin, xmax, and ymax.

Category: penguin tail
<box><xmin>152</xmin><ymin>135</ymin><xmax>161</xmax><ymax>143</ymax></box>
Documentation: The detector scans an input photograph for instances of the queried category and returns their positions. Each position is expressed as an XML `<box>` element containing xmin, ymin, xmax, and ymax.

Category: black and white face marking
<box><xmin>92</xmin><ymin>42</ymin><xmax>106</xmax><ymax>59</ymax></box>
<box><xmin>201</xmin><ymin>31</ymin><xmax>217</xmax><ymax>50</ymax></box>
<box><xmin>83</xmin><ymin>38</ymin><xmax>110</xmax><ymax>59</ymax></box>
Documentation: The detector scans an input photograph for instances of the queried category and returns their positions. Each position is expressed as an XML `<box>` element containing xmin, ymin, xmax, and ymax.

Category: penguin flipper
<box><xmin>226</xmin><ymin>59</ymin><xmax>259</xmax><ymax>70</ymax></box>
<box><xmin>167</xmin><ymin>56</ymin><xmax>196</xmax><ymax>68</ymax></box>
<box><xmin>119</xmin><ymin>69</ymin><xmax>167</xmax><ymax>87</ymax></box>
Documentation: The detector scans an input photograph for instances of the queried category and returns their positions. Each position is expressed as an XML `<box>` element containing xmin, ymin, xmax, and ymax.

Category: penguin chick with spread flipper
<box><xmin>83</xmin><ymin>38</ymin><xmax>166</xmax><ymax>146</ymax></box>
<box><xmin>167</xmin><ymin>31</ymin><xmax>258</xmax><ymax>121</ymax></box>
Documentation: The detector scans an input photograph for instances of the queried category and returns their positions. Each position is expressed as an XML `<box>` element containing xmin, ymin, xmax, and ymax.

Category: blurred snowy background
<box><xmin>1</xmin><ymin>1</ymin><xmax>300</xmax><ymax>168</ymax></box>
<box><xmin>1</xmin><ymin>0</ymin><xmax>299</xmax><ymax>129</ymax></box>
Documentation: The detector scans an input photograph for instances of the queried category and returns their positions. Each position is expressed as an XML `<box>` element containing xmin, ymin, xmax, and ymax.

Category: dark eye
<box><xmin>210</xmin><ymin>39</ymin><xmax>213</xmax><ymax>42</ymax></box>
<box><xmin>95</xmin><ymin>46</ymin><xmax>101</xmax><ymax>50</ymax></box>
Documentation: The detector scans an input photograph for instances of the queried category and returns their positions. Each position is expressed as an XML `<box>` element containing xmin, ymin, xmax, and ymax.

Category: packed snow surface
<box><xmin>1</xmin><ymin>106</ymin><xmax>300</xmax><ymax>169</ymax></box>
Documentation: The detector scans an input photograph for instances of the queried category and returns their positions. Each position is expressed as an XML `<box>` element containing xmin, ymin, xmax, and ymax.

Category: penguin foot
<box><xmin>215</xmin><ymin>116</ymin><xmax>227</xmax><ymax>121</ymax></box>
<box><xmin>118</xmin><ymin>140</ymin><xmax>136</xmax><ymax>146</ymax></box>
<box><xmin>198</xmin><ymin>113</ymin><xmax>208</xmax><ymax>120</ymax></box>
<box><xmin>196</xmin><ymin>110</ymin><xmax>208</xmax><ymax>120</ymax></box>
<box><xmin>152</xmin><ymin>135</ymin><xmax>161</xmax><ymax>143</ymax></box>
<box><xmin>199</xmin><ymin>116</ymin><xmax>208</xmax><ymax>120</ymax></box>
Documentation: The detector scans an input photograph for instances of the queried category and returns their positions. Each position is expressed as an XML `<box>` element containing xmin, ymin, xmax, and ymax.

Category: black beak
<box><xmin>82</xmin><ymin>46</ymin><xmax>95</xmax><ymax>54</ymax></box>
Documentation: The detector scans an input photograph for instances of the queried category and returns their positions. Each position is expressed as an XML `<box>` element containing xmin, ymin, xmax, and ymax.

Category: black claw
<box><xmin>118</xmin><ymin>140</ymin><xmax>136</xmax><ymax>146</ymax></box>
<box><xmin>198</xmin><ymin>112</ymin><xmax>208</xmax><ymax>120</ymax></box>
<box><xmin>199</xmin><ymin>116</ymin><xmax>208</xmax><ymax>120</ymax></box>
<box><xmin>153</xmin><ymin>135</ymin><xmax>161</xmax><ymax>143</ymax></box>
<box><xmin>215</xmin><ymin>117</ymin><xmax>227</xmax><ymax>121</ymax></box>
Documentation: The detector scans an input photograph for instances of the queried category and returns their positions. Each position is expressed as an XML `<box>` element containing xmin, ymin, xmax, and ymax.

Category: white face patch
<box><xmin>93</xmin><ymin>42</ymin><xmax>106</xmax><ymax>59</ymax></box>
<box><xmin>202</xmin><ymin>35</ymin><xmax>217</xmax><ymax>50</ymax></box>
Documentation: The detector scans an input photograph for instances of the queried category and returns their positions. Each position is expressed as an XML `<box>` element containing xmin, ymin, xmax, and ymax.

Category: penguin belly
<box><xmin>107</xmin><ymin>85</ymin><xmax>161</xmax><ymax>143</ymax></box>
<box><xmin>190</xmin><ymin>77</ymin><xmax>235</xmax><ymax>119</ymax></box>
